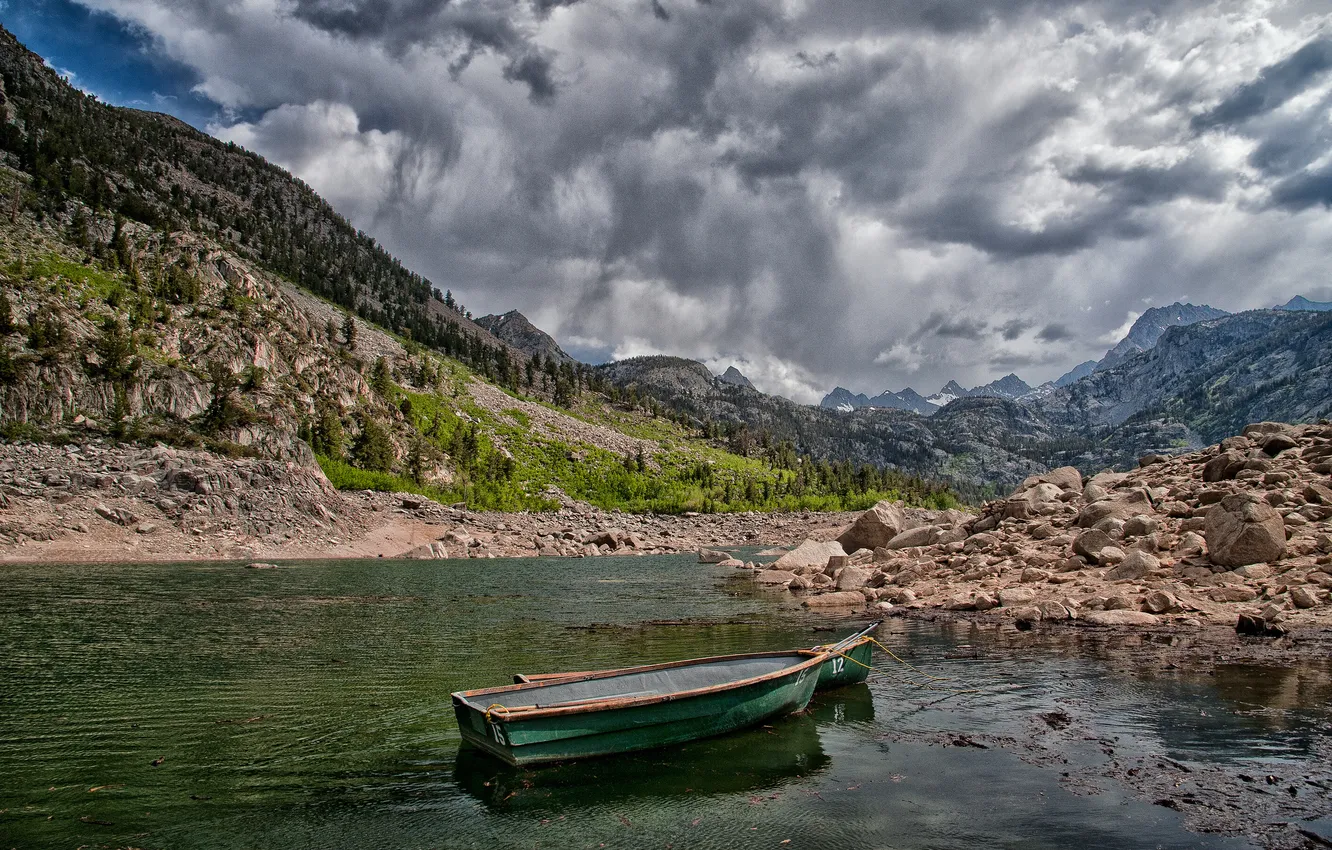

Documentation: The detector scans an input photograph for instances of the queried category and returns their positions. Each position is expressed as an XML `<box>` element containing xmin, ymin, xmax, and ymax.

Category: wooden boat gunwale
<box><xmin>511</xmin><ymin>633</ymin><xmax>878</xmax><ymax>689</ymax></box>
<box><xmin>454</xmin><ymin>649</ymin><xmax>827</xmax><ymax>722</ymax></box>
<box><xmin>512</xmin><ymin>647</ymin><xmax>837</xmax><ymax>685</ymax></box>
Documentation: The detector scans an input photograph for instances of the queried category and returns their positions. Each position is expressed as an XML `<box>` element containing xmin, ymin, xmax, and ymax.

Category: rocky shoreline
<box><xmin>727</xmin><ymin>420</ymin><xmax>1332</xmax><ymax>637</ymax></box>
<box><xmin>0</xmin><ymin>440</ymin><xmax>854</xmax><ymax>564</ymax></box>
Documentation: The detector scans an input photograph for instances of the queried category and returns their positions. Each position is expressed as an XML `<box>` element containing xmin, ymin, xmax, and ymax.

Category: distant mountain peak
<box><xmin>819</xmin><ymin>386</ymin><xmax>938</xmax><ymax>414</ymax></box>
<box><xmin>925</xmin><ymin>380</ymin><xmax>967</xmax><ymax>407</ymax></box>
<box><xmin>1055</xmin><ymin>360</ymin><xmax>1097</xmax><ymax>387</ymax></box>
<box><xmin>969</xmin><ymin>373</ymin><xmax>1033</xmax><ymax>400</ymax></box>
<box><xmin>1096</xmin><ymin>302</ymin><xmax>1229</xmax><ymax>371</ymax></box>
<box><xmin>474</xmin><ymin>311</ymin><xmax>574</xmax><ymax>364</ymax></box>
<box><xmin>820</xmin><ymin>386</ymin><xmax>870</xmax><ymax>412</ymax></box>
<box><xmin>717</xmin><ymin>365</ymin><xmax>755</xmax><ymax>389</ymax></box>
<box><xmin>1276</xmin><ymin>295</ymin><xmax>1332</xmax><ymax>312</ymax></box>
<box><xmin>866</xmin><ymin>387</ymin><xmax>938</xmax><ymax>415</ymax></box>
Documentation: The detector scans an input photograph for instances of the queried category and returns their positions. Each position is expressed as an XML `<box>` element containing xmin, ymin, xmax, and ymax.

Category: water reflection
<box><xmin>1211</xmin><ymin>662</ymin><xmax>1332</xmax><ymax>717</ymax></box>
<box><xmin>454</xmin><ymin>709</ymin><xmax>832</xmax><ymax>810</ymax></box>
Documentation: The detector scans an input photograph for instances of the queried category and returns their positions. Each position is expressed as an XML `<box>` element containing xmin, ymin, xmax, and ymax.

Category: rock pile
<box><xmin>744</xmin><ymin>421</ymin><xmax>1332</xmax><ymax>632</ymax></box>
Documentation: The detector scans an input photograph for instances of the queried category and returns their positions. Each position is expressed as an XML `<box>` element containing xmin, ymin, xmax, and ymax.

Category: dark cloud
<box><xmin>908</xmin><ymin>193</ymin><xmax>1112</xmax><ymax>258</ymax></box>
<box><xmin>1193</xmin><ymin>38</ymin><xmax>1332</xmax><ymax>130</ymax></box>
<box><xmin>291</xmin><ymin>0</ymin><xmax>561</xmax><ymax>100</ymax></box>
<box><xmin>1066</xmin><ymin>155</ymin><xmax>1227</xmax><ymax>206</ymax></box>
<box><xmin>793</xmin><ymin>50</ymin><xmax>837</xmax><ymax>69</ymax></box>
<box><xmin>1000</xmin><ymin>319</ymin><xmax>1033</xmax><ymax>340</ymax></box>
<box><xmin>650</xmin><ymin>0</ymin><xmax>670</xmax><ymax>21</ymax></box>
<box><xmin>1036</xmin><ymin>323</ymin><xmax>1073</xmax><ymax>342</ymax></box>
<box><xmin>1270</xmin><ymin>163</ymin><xmax>1332</xmax><ymax>211</ymax></box>
<box><xmin>913</xmin><ymin>312</ymin><xmax>988</xmax><ymax>341</ymax></box>
<box><xmin>290</xmin><ymin>0</ymin><xmax>444</xmax><ymax>44</ymax></box>
<box><xmin>502</xmin><ymin>52</ymin><xmax>557</xmax><ymax>103</ymax></box>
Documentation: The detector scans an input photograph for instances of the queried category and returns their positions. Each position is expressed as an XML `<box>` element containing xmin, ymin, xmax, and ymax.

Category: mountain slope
<box><xmin>1055</xmin><ymin>360</ymin><xmax>1097</xmax><ymax>387</ymax></box>
<box><xmin>1035</xmin><ymin>309</ymin><xmax>1332</xmax><ymax>437</ymax></box>
<box><xmin>1094</xmin><ymin>302</ymin><xmax>1229</xmax><ymax>371</ymax></box>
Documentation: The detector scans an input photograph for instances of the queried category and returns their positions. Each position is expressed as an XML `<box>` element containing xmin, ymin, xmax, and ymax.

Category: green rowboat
<box><xmin>453</xmin><ymin>650</ymin><xmax>826</xmax><ymax>766</ymax></box>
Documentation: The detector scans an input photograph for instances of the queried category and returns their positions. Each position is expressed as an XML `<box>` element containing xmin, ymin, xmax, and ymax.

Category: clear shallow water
<box><xmin>0</xmin><ymin>555</ymin><xmax>1327</xmax><ymax>849</ymax></box>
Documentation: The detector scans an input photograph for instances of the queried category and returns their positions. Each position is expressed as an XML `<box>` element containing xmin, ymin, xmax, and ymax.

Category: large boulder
<box><xmin>1202</xmin><ymin>450</ymin><xmax>1246</xmax><ymax>483</ymax></box>
<box><xmin>773</xmin><ymin>539</ymin><xmax>847</xmax><ymax>572</ymax></box>
<box><xmin>1305</xmin><ymin>482</ymin><xmax>1332</xmax><ymax>505</ymax></box>
<box><xmin>400</xmin><ymin>542</ymin><xmax>449</xmax><ymax>559</ymax></box>
<box><xmin>1204</xmin><ymin>494</ymin><xmax>1287</xmax><ymax>568</ymax></box>
<box><xmin>755</xmin><ymin>569</ymin><xmax>797</xmax><ymax>585</ymax></box>
<box><xmin>1105</xmin><ymin>549</ymin><xmax>1158</xmax><ymax>581</ymax></box>
<box><xmin>1259</xmin><ymin>432</ymin><xmax>1298</xmax><ymax>456</ymax></box>
<box><xmin>1076</xmin><ymin>491</ymin><xmax>1152</xmax><ymax>528</ymax></box>
<box><xmin>802</xmin><ymin>591</ymin><xmax>866</xmax><ymax>609</ymax></box>
<box><xmin>837</xmin><ymin>501</ymin><xmax>909</xmax><ymax>552</ymax></box>
<box><xmin>885</xmin><ymin>525</ymin><xmax>939</xmax><ymax>550</ymax></box>
<box><xmin>835</xmin><ymin>565</ymin><xmax>874</xmax><ymax>591</ymax></box>
<box><xmin>1083</xmin><ymin>610</ymin><xmax>1159</xmax><ymax>626</ymax></box>
<box><xmin>1072</xmin><ymin>529</ymin><xmax>1113</xmax><ymax>560</ymax></box>
<box><xmin>1038</xmin><ymin>466</ymin><xmax>1083</xmax><ymax>493</ymax></box>
<box><xmin>997</xmin><ymin>586</ymin><xmax>1036</xmax><ymax>607</ymax></box>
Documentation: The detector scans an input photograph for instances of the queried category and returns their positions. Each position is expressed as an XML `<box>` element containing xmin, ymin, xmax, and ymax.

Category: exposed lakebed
<box><xmin>1</xmin><ymin>554</ymin><xmax>1328</xmax><ymax>849</ymax></box>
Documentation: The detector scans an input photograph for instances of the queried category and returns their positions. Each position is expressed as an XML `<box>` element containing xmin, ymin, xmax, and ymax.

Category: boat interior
<box><xmin>458</xmin><ymin>653</ymin><xmax>810</xmax><ymax>711</ymax></box>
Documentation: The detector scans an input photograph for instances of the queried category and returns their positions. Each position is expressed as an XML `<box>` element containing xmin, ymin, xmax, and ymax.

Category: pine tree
<box><xmin>351</xmin><ymin>414</ymin><xmax>395</xmax><ymax>472</ymax></box>
<box><xmin>0</xmin><ymin>290</ymin><xmax>13</xmax><ymax>335</ymax></box>
<box><xmin>370</xmin><ymin>357</ymin><xmax>393</xmax><ymax>395</ymax></box>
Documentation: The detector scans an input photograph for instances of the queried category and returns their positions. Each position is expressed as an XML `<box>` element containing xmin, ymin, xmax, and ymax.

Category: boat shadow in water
<box><xmin>453</xmin><ymin>696</ymin><xmax>860</xmax><ymax>810</ymax></box>
<box><xmin>807</xmin><ymin>681</ymin><xmax>876</xmax><ymax>725</ymax></box>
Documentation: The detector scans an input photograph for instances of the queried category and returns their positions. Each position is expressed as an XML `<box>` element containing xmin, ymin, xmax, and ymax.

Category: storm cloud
<box><xmin>28</xmin><ymin>0</ymin><xmax>1332</xmax><ymax>403</ymax></box>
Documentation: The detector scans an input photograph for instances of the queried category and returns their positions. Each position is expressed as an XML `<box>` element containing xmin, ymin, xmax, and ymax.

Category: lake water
<box><xmin>1</xmin><ymin>554</ymin><xmax>1328</xmax><ymax>849</ymax></box>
